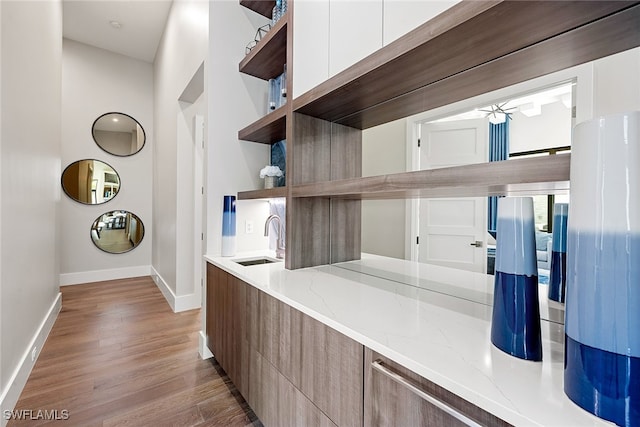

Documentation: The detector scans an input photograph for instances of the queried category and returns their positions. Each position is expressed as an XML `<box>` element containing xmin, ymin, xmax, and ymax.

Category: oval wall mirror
<box><xmin>62</xmin><ymin>159</ymin><xmax>120</xmax><ymax>205</ymax></box>
<box><xmin>92</xmin><ymin>112</ymin><xmax>146</xmax><ymax>156</ymax></box>
<box><xmin>90</xmin><ymin>210</ymin><xmax>145</xmax><ymax>254</ymax></box>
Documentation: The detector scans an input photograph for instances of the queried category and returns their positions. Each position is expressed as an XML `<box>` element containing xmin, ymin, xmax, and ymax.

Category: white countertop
<box><xmin>204</xmin><ymin>251</ymin><xmax>611</xmax><ymax>427</ymax></box>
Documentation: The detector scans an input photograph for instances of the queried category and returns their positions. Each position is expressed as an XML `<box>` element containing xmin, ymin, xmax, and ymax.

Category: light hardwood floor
<box><xmin>9</xmin><ymin>276</ymin><xmax>260</xmax><ymax>426</ymax></box>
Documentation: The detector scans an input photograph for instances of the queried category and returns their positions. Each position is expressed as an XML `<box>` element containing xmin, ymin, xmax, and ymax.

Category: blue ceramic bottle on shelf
<box><xmin>491</xmin><ymin>196</ymin><xmax>542</xmax><ymax>361</ymax></box>
<box><xmin>564</xmin><ymin>111</ymin><xmax>640</xmax><ymax>427</ymax></box>
<box><xmin>548</xmin><ymin>203</ymin><xmax>568</xmax><ymax>303</ymax></box>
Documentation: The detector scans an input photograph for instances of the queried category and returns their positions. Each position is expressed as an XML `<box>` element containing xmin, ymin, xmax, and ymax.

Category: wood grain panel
<box><xmin>365</xmin><ymin>348</ymin><xmax>511</xmax><ymax>427</ymax></box>
<box><xmin>237</xmin><ymin>186</ymin><xmax>287</xmax><ymax>200</ymax></box>
<box><xmin>239</xmin><ymin>15</ymin><xmax>288</xmax><ymax>80</ymax></box>
<box><xmin>330</xmin><ymin>122</ymin><xmax>362</xmax><ymax>263</ymax></box>
<box><xmin>292</xmin><ymin>154</ymin><xmax>571</xmax><ymax>200</ymax></box>
<box><xmin>238</xmin><ymin>105</ymin><xmax>286</xmax><ymax>143</ymax></box>
<box><xmin>248</xmin><ymin>349</ymin><xmax>337</xmax><ymax>427</ymax></box>
<box><xmin>287</xmin><ymin>113</ymin><xmax>333</xmax><ymax>269</ymax></box>
<box><xmin>293</xmin><ymin>1</ymin><xmax>639</xmax><ymax>125</ymax></box>
<box><xmin>336</xmin><ymin>2</ymin><xmax>640</xmax><ymax>129</ymax></box>
<box><xmin>240</xmin><ymin>0</ymin><xmax>275</xmax><ymax>18</ymax></box>
<box><xmin>10</xmin><ymin>277</ymin><xmax>257</xmax><ymax>427</ymax></box>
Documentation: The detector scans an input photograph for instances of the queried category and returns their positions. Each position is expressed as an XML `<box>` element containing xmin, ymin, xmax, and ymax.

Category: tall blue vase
<box><xmin>491</xmin><ymin>197</ymin><xmax>542</xmax><ymax>361</ymax></box>
<box><xmin>221</xmin><ymin>195</ymin><xmax>236</xmax><ymax>256</ymax></box>
<box><xmin>564</xmin><ymin>111</ymin><xmax>640</xmax><ymax>426</ymax></box>
<box><xmin>548</xmin><ymin>203</ymin><xmax>568</xmax><ymax>303</ymax></box>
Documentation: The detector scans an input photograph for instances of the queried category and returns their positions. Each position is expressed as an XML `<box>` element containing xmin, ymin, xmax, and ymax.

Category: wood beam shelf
<box><xmin>239</xmin><ymin>14</ymin><xmax>288</xmax><ymax>80</ymax></box>
<box><xmin>238</xmin><ymin>186</ymin><xmax>287</xmax><ymax>200</ymax></box>
<box><xmin>292</xmin><ymin>1</ymin><xmax>640</xmax><ymax>129</ymax></box>
<box><xmin>238</xmin><ymin>105</ymin><xmax>286</xmax><ymax>143</ymax></box>
<box><xmin>240</xmin><ymin>0</ymin><xmax>275</xmax><ymax>18</ymax></box>
<box><xmin>291</xmin><ymin>154</ymin><xmax>570</xmax><ymax>200</ymax></box>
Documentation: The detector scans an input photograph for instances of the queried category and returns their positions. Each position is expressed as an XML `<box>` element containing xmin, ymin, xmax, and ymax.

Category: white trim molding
<box><xmin>0</xmin><ymin>293</ymin><xmax>62</xmax><ymax>425</ymax></box>
<box><xmin>59</xmin><ymin>265</ymin><xmax>151</xmax><ymax>286</ymax></box>
<box><xmin>199</xmin><ymin>331</ymin><xmax>213</xmax><ymax>360</ymax></box>
<box><xmin>150</xmin><ymin>266</ymin><xmax>201</xmax><ymax>313</ymax></box>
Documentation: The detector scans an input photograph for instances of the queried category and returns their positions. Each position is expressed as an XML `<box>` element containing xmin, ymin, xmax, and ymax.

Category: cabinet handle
<box><xmin>372</xmin><ymin>360</ymin><xmax>482</xmax><ymax>427</ymax></box>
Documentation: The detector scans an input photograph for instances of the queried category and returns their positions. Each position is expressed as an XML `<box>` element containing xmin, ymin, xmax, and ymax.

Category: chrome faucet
<box><xmin>264</xmin><ymin>214</ymin><xmax>285</xmax><ymax>259</ymax></box>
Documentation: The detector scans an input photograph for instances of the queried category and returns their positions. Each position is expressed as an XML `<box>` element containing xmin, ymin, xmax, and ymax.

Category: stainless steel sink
<box><xmin>233</xmin><ymin>257</ymin><xmax>280</xmax><ymax>266</ymax></box>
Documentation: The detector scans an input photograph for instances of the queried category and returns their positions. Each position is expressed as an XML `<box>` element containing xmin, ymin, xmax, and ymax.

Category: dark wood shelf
<box><xmin>291</xmin><ymin>154</ymin><xmax>570</xmax><ymax>200</ymax></box>
<box><xmin>238</xmin><ymin>105</ymin><xmax>286</xmax><ymax>143</ymax></box>
<box><xmin>239</xmin><ymin>14</ymin><xmax>288</xmax><ymax>80</ymax></box>
<box><xmin>292</xmin><ymin>1</ymin><xmax>640</xmax><ymax>129</ymax></box>
<box><xmin>240</xmin><ymin>0</ymin><xmax>275</xmax><ymax>18</ymax></box>
<box><xmin>238</xmin><ymin>186</ymin><xmax>287</xmax><ymax>200</ymax></box>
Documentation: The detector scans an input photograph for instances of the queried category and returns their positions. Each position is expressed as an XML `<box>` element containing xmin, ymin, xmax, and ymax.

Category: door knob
<box><xmin>470</xmin><ymin>240</ymin><xmax>483</xmax><ymax>248</ymax></box>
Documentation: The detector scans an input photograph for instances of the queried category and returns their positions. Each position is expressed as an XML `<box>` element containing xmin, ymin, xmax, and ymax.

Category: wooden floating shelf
<box><xmin>291</xmin><ymin>154</ymin><xmax>570</xmax><ymax>200</ymax></box>
<box><xmin>239</xmin><ymin>14</ymin><xmax>288</xmax><ymax>80</ymax></box>
<box><xmin>238</xmin><ymin>105</ymin><xmax>286</xmax><ymax>143</ymax></box>
<box><xmin>239</xmin><ymin>0</ymin><xmax>275</xmax><ymax>18</ymax></box>
<box><xmin>292</xmin><ymin>1</ymin><xmax>640</xmax><ymax>129</ymax></box>
<box><xmin>238</xmin><ymin>186</ymin><xmax>287</xmax><ymax>200</ymax></box>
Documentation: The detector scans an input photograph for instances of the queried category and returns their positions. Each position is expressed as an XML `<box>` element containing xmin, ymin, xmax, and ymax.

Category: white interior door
<box><xmin>418</xmin><ymin>119</ymin><xmax>488</xmax><ymax>273</ymax></box>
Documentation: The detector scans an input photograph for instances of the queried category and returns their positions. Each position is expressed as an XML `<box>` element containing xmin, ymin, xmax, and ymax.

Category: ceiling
<box><xmin>63</xmin><ymin>0</ymin><xmax>173</xmax><ymax>63</ymax></box>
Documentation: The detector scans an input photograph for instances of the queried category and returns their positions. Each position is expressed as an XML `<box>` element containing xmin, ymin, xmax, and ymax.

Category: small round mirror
<box><xmin>91</xmin><ymin>210</ymin><xmax>145</xmax><ymax>254</ymax></box>
<box><xmin>92</xmin><ymin>112</ymin><xmax>145</xmax><ymax>156</ymax></box>
<box><xmin>62</xmin><ymin>159</ymin><xmax>120</xmax><ymax>205</ymax></box>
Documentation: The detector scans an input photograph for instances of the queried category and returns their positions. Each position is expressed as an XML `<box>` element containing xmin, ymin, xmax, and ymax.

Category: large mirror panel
<box><xmin>92</xmin><ymin>112</ymin><xmax>146</xmax><ymax>156</ymax></box>
<box><xmin>91</xmin><ymin>210</ymin><xmax>145</xmax><ymax>254</ymax></box>
<box><xmin>62</xmin><ymin>159</ymin><xmax>120</xmax><ymax>205</ymax></box>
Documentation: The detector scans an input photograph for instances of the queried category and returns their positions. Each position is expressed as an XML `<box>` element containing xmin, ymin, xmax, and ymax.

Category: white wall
<box><xmin>361</xmin><ymin>119</ymin><xmax>407</xmax><ymax>259</ymax></box>
<box><xmin>0</xmin><ymin>0</ymin><xmax>62</xmax><ymax>419</ymax></box>
<box><xmin>152</xmin><ymin>0</ymin><xmax>208</xmax><ymax>309</ymax></box>
<box><xmin>60</xmin><ymin>39</ymin><xmax>153</xmax><ymax>285</ymax></box>
<box><xmin>207</xmin><ymin>1</ymin><xmax>272</xmax><ymax>259</ymax></box>
<box><xmin>593</xmin><ymin>47</ymin><xmax>640</xmax><ymax>117</ymax></box>
<box><xmin>509</xmin><ymin>101</ymin><xmax>572</xmax><ymax>153</ymax></box>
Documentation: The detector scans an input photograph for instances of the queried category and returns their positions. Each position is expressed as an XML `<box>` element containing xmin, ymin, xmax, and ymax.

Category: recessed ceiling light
<box><xmin>112</xmin><ymin>117</ymin><xmax>119</xmax><ymax>122</ymax></box>
<box><xmin>110</xmin><ymin>20</ymin><xmax>122</xmax><ymax>29</ymax></box>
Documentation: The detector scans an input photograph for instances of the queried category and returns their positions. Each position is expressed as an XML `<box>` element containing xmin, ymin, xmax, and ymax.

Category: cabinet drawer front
<box><xmin>365</xmin><ymin>349</ymin><xmax>511</xmax><ymax>427</ymax></box>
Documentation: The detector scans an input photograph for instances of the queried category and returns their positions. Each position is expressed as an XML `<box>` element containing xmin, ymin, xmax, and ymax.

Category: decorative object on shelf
<box><xmin>267</xmin><ymin>68</ymin><xmax>287</xmax><ymax>112</ymax></box>
<box><xmin>548</xmin><ymin>203</ymin><xmax>568</xmax><ymax>303</ymax></box>
<box><xmin>491</xmin><ymin>196</ymin><xmax>542</xmax><ymax>361</ymax></box>
<box><xmin>221</xmin><ymin>195</ymin><xmax>236</xmax><ymax>257</ymax></box>
<box><xmin>245</xmin><ymin>23</ymin><xmax>271</xmax><ymax>55</ymax></box>
<box><xmin>271</xmin><ymin>140</ymin><xmax>286</xmax><ymax>187</ymax></box>
<box><xmin>564</xmin><ymin>111</ymin><xmax>640</xmax><ymax>427</ymax></box>
<box><xmin>90</xmin><ymin>210</ymin><xmax>144</xmax><ymax>254</ymax></box>
<box><xmin>260</xmin><ymin>165</ymin><xmax>283</xmax><ymax>189</ymax></box>
<box><xmin>92</xmin><ymin>112</ymin><xmax>145</xmax><ymax>156</ymax></box>
<box><xmin>271</xmin><ymin>0</ymin><xmax>282</xmax><ymax>26</ymax></box>
<box><xmin>61</xmin><ymin>159</ymin><xmax>120</xmax><ymax>205</ymax></box>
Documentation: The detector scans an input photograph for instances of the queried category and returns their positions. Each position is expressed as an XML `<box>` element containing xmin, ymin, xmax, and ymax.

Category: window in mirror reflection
<box><xmin>62</xmin><ymin>159</ymin><xmax>120</xmax><ymax>205</ymax></box>
<box><xmin>91</xmin><ymin>210</ymin><xmax>144</xmax><ymax>254</ymax></box>
<box><xmin>92</xmin><ymin>112</ymin><xmax>145</xmax><ymax>156</ymax></box>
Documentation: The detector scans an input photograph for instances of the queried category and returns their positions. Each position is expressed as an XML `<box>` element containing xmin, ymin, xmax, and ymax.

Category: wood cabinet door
<box><xmin>248</xmin><ymin>287</ymin><xmax>363</xmax><ymax>427</ymax></box>
<box><xmin>364</xmin><ymin>349</ymin><xmax>511</xmax><ymax>427</ymax></box>
<box><xmin>205</xmin><ymin>264</ymin><xmax>248</xmax><ymax>396</ymax></box>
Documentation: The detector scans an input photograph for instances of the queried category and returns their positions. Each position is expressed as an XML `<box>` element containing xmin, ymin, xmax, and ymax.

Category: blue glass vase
<box><xmin>564</xmin><ymin>111</ymin><xmax>640</xmax><ymax>426</ymax></box>
<box><xmin>548</xmin><ymin>203</ymin><xmax>568</xmax><ymax>303</ymax></box>
<box><xmin>221</xmin><ymin>195</ymin><xmax>236</xmax><ymax>256</ymax></box>
<box><xmin>491</xmin><ymin>197</ymin><xmax>542</xmax><ymax>361</ymax></box>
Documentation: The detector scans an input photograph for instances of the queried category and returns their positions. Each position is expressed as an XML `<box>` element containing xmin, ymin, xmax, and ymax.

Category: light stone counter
<box><xmin>204</xmin><ymin>251</ymin><xmax>611</xmax><ymax>427</ymax></box>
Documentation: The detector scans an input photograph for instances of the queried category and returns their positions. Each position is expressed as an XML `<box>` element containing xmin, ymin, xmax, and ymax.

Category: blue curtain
<box><xmin>488</xmin><ymin>120</ymin><xmax>509</xmax><ymax>237</ymax></box>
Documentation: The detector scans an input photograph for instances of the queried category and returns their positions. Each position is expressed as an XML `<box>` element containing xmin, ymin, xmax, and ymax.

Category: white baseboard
<box><xmin>59</xmin><ymin>265</ymin><xmax>151</xmax><ymax>286</ymax></box>
<box><xmin>150</xmin><ymin>266</ymin><xmax>201</xmax><ymax>313</ymax></box>
<box><xmin>0</xmin><ymin>293</ymin><xmax>62</xmax><ymax>426</ymax></box>
<box><xmin>199</xmin><ymin>331</ymin><xmax>213</xmax><ymax>360</ymax></box>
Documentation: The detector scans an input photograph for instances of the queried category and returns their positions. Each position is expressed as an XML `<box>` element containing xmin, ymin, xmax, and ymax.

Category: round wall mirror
<box><xmin>91</xmin><ymin>210</ymin><xmax>145</xmax><ymax>254</ymax></box>
<box><xmin>92</xmin><ymin>112</ymin><xmax>146</xmax><ymax>156</ymax></box>
<box><xmin>62</xmin><ymin>159</ymin><xmax>120</xmax><ymax>205</ymax></box>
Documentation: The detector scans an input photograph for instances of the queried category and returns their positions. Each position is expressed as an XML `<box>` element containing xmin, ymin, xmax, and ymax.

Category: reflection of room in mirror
<box><xmin>91</xmin><ymin>210</ymin><xmax>144</xmax><ymax>254</ymax></box>
<box><xmin>92</xmin><ymin>112</ymin><xmax>145</xmax><ymax>156</ymax></box>
<box><xmin>62</xmin><ymin>159</ymin><xmax>120</xmax><ymax>205</ymax></box>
